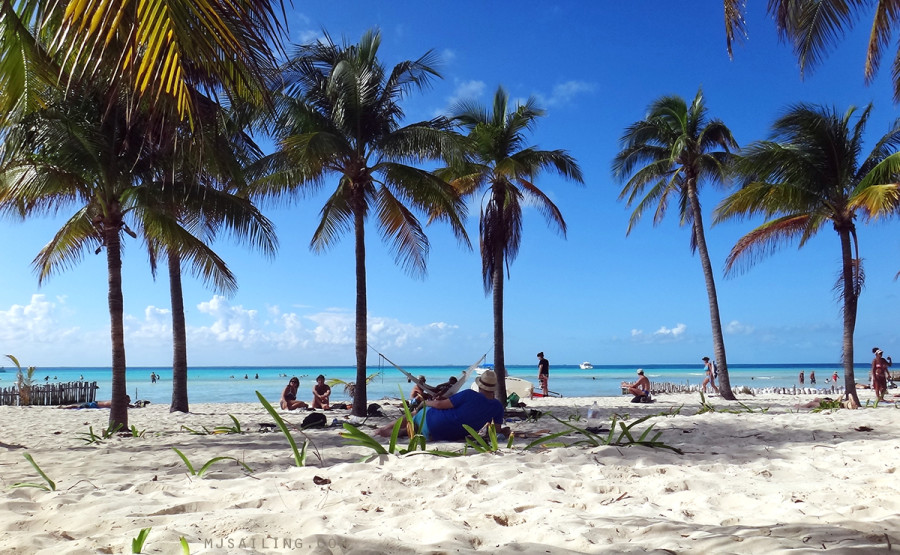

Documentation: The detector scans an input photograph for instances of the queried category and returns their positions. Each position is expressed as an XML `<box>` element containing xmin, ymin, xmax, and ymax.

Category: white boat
<box><xmin>580</xmin><ymin>361</ymin><xmax>594</xmax><ymax>370</ymax></box>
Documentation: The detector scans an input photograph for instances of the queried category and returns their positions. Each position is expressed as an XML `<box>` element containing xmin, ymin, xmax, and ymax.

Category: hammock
<box><xmin>374</xmin><ymin>350</ymin><xmax>486</xmax><ymax>398</ymax></box>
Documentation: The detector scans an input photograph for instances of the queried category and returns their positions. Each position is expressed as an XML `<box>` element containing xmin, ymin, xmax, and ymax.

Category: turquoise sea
<box><xmin>0</xmin><ymin>362</ymin><xmax>868</xmax><ymax>405</ymax></box>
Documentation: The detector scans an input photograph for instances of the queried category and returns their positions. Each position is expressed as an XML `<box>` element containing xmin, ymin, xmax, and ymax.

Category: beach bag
<box><xmin>711</xmin><ymin>361</ymin><xmax>718</xmax><ymax>379</ymax></box>
<box><xmin>506</xmin><ymin>392</ymin><xmax>520</xmax><ymax>407</ymax></box>
<box><xmin>367</xmin><ymin>403</ymin><xmax>384</xmax><ymax>417</ymax></box>
<box><xmin>301</xmin><ymin>412</ymin><xmax>327</xmax><ymax>429</ymax></box>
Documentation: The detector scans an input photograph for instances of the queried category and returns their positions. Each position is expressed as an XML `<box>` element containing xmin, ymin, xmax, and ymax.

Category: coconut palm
<box><xmin>613</xmin><ymin>89</ymin><xmax>738</xmax><ymax>400</ymax></box>
<box><xmin>0</xmin><ymin>0</ymin><xmax>285</xmax><ymax>127</ymax></box>
<box><xmin>254</xmin><ymin>29</ymin><xmax>469</xmax><ymax>417</ymax></box>
<box><xmin>0</xmin><ymin>84</ymin><xmax>158</xmax><ymax>428</ymax></box>
<box><xmin>715</xmin><ymin>103</ymin><xmax>900</xmax><ymax>406</ymax></box>
<box><xmin>138</xmin><ymin>107</ymin><xmax>278</xmax><ymax>413</ymax></box>
<box><xmin>723</xmin><ymin>1</ymin><xmax>900</xmax><ymax>102</ymax></box>
<box><xmin>439</xmin><ymin>86</ymin><xmax>583</xmax><ymax>403</ymax></box>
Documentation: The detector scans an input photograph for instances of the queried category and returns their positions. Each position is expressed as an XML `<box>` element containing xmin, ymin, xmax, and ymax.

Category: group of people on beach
<box><xmin>280</xmin><ymin>375</ymin><xmax>332</xmax><ymax>411</ymax></box>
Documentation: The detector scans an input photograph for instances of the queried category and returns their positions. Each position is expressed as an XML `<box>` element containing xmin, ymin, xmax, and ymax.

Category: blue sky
<box><xmin>1</xmin><ymin>2</ymin><xmax>898</xmax><ymax>368</ymax></box>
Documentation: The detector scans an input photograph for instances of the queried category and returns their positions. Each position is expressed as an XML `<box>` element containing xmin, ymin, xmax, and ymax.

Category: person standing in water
<box><xmin>537</xmin><ymin>352</ymin><xmax>550</xmax><ymax>396</ymax></box>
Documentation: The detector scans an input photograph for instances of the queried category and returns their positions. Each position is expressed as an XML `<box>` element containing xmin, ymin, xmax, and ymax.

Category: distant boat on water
<box><xmin>579</xmin><ymin>361</ymin><xmax>594</xmax><ymax>370</ymax></box>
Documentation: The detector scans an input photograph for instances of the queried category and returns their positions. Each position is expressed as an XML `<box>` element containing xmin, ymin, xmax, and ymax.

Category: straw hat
<box><xmin>475</xmin><ymin>370</ymin><xmax>497</xmax><ymax>392</ymax></box>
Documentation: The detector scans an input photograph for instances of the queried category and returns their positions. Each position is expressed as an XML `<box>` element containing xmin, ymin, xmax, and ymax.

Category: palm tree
<box><xmin>715</xmin><ymin>103</ymin><xmax>900</xmax><ymax>406</ymax></box>
<box><xmin>613</xmin><ymin>89</ymin><xmax>738</xmax><ymax>400</ymax></box>
<box><xmin>137</xmin><ymin>111</ymin><xmax>278</xmax><ymax>413</ymax></box>
<box><xmin>255</xmin><ymin>29</ymin><xmax>469</xmax><ymax>417</ymax></box>
<box><xmin>0</xmin><ymin>84</ymin><xmax>157</xmax><ymax>429</ymax></box>
<box><xmin>439</xmin><ymin>86</ymin><xmax>583</xmax><ymax>403</ymax></box>
<box><xmin>723</xmin><ymin>1</ymin><xmax>900</xmax><ymax>102</ymax></box>
<box><xmin>0</xmin><ymin>0</ymin><xmax>285</xmax><ymax>127</ymax></box>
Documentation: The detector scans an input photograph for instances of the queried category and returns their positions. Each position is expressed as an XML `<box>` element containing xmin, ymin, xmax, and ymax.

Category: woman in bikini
<box><xmin>280</xmin><ymin>377</ymin><xmax>308</xmax><ymax>410</ymax></box>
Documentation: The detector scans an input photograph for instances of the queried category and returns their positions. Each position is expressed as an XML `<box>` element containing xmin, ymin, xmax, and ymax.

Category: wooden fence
<box><xmin>0</xmin><ymin>381</ymin><xmax>98</xmax><ymax>406</ymax></box>
<box><xmin>622</xmin><ymin>381</ymin><xmax>846</xmax><ymax>396</ymax></box>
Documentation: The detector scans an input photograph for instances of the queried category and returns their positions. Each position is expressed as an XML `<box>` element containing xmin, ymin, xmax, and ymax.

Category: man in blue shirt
<box><xmin>377</xmin><ymin>370</ymin><xmax>504</xmax><ymax>441</ymax></box>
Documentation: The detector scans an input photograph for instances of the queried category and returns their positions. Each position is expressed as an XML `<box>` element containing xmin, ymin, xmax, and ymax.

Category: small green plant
<box><xmin>523</xmin><ymin>414</ymin><xmax>683</xmax><ymax>454</ymax></box>
<box><xmin>696</xmin><ymin>392</ymin><xmax>768</xmax><ymax>414</ymax></box>
<box><xmin>129</xmin><ymin>425</ymin><xmax>145</xmax><ymax>438</ymax></box>
<box><xmin>171</xmin><ymin>447</ymin><xmax>252</xmax><ymax>478</ymax></box>
<box><xmin>341</xmin><ymin>389</ymin><xmax>459</xmax><ymax>460</ymax></box>
<box><xmin>213</xmin><ymin>415</ymin><xmax>243</xmax><ymax>434</ymax></box>
<box><xmin>256</xmin><ymin>391</ymin><xmax>308</xmax><ymax>466</ymax></box>
<box><xmin>77</xmin><ymin>422</ymin><xmax>124</xmax><ymax>444</ymax></box>
<box><xmin>131</xmin><ymin>527</ymin><xmax>151</xmax><ymax>554</ymax></box>
<box><xmin>180</xmin><ymin>424</ymin><xmax>213</xmax><ymax>435</ymax></box>
<box><xmin>463</xmin><ymin>422</ymin><xmax>514</xmax><ymax>453</ymax></box>
<box><xmin>180</xmin><ymin>537</ymin><xmax>190</xmax><ymax>554</ymax></box>
<box><xmin>810</xmin><ymin>398</ymin><xmax>844</xmax><ymax>412</ymax></box>
<box><xmin>11</xmin><ymin>452</ymin><xmax>56</xmax><ymax>491</ymax></box>
<box><xmin>6</xmin><ymin>354</ymin><xmax>36</xmax><ymax>406</ymax></box>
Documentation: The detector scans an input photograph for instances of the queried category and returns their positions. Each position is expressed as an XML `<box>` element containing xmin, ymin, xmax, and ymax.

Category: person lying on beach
<box><xmin>62</xmin><ymin>395</ymin><xmax>131</xmax><ymax>409</ymax></box>
<box><xmin>376</xmin><ymin>370</ymin><xmax>505</xmax><ymax>442</ymax></box>
<box><xmin>431</xmin><ymin>376</ymin><xmax>458</xmax><ymax>399</ymax></box>
<box><xmin>409</xmin><ymin>375</ymin><xmax>431</xmax><ymax>407</ymax></box>
<box><xmin>280</xmin><ymin>377</ymin><xmax>308</xmax><ymax>410</ymax></box>
<box><xmin>624</xmin><ymin>369</ymin><xmax>651</xmax><ymax>401</ymax></box>
<box><xmin>312</xmin><ymin>374</ymin><xmax>331</xmax><ymax>410</ymax></box>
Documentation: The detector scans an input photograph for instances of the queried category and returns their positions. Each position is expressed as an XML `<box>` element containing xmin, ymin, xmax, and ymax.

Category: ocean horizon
<box><xmin>0</xmin><ymin>362</ymin><xmax>870</xmax><ymax>406</ymax></box>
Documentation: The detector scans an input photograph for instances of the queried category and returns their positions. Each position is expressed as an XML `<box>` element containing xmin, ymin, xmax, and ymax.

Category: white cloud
<box><xmin>0</xmin><ymin>294</ymin><xmax>75</xmax><ymax>344</ymax></box>
<box><xmin>439</xmin><ymin>80</ymin><xmax>487</xmax><ymax>115</ymax></box>
<box><xmin>725</xmin><ymin>320</ymin><xmax>754</xmax><ymax>335</ymax></box>
<box><xmin>631</xmin><ymin>329</ymin><xmax>644</xmax><ymax>337</ymax></box>
<box><xmin>654</xmin><ymin>323</ymin><xmax>687</xmax><ymax>337</ymax></box>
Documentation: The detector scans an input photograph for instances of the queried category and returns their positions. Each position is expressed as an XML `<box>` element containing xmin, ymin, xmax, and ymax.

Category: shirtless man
<box><xmin>625</xmin><ymin>369</ymin><xmax>651</xmax><ymax>400</ymax></box>
<box><xmin>312</xmin><ymin>374</ymin><xmax>331</xmax><ymax>410</ymax></box>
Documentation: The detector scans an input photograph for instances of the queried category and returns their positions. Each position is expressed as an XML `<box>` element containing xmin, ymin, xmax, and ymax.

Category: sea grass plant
<box><xmin>171</xmin><ymin>447</ymin><xmax>252</xmax><ymax>478</ymax></box>
<box><xmin>11</xmin><ymin>453</ymin><xmax>56</xmax><ymax>491</ymax></box>
<box><xmin>523</xmin><ymin>414</ymin><xmax>683</xmax><ymax>454</ymax></box>
<box><xmin>256</xmin><ymin>391</ymin><xmax>308</xmax><ymax>467</ymax></box>
<box><xmin>131</xmin><ymin>527</ymin><xmax>151</xmax><ymax>553</ymax></box>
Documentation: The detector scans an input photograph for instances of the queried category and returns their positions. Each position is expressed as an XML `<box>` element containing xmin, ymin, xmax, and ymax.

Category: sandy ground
<box><xmin>1</xmin><ymin>389</ymin><xmax>899</xmax><ymax>554</ymax></box>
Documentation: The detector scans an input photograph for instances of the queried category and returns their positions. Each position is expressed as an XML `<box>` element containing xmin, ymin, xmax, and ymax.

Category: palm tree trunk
<box><xmin>492</xmin><ymin>246</ymin><xmax>508</xmax><ymax>404</ymax></box>
<box><xmin>687</xmin><ymin>185</ymin><xmax>735</xmax><ymax>400</ymax></box>
<box><xmin>839</xmin><ymin>227</ymin><xmax>860</xmax><ymax>405</ymax></box>
<box><xmin>106</xmin><ymin>228</ymin><xmax>128</xmax><ymax>429</ymax></box>
<box><xmin>353</xmin><ymin>203</ymin><xmax>368</xmax><ymax>418</ymax></box>
<box><xmin>168</xmin><ymin>251</ymin><xmax>189</xmax><ymax>413</ymax></box>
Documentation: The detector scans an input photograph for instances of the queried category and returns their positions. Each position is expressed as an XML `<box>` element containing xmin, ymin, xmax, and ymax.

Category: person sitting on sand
<box><xmin>624</xmin><ymin>369</ymin><xmax>651</xmax><ymax>401</ymax></box>
<box><xmin>280</xmin><ymin>377</ymin><xmax>308</xmax><ymax>410</ymax></box>
<box><xmin>376</xmin><ymin>370</ymin><xmax>505</xmax><ymax>441</ymax></box>
<box><xmin>62</xmin><ymin>395</ymin><xmax>130</xmax><ymax>409</ymax></box>
<box><xmin>312</xmin><ymin>374</ymin><xmax>331</xmax><ymax>410</ymax></box>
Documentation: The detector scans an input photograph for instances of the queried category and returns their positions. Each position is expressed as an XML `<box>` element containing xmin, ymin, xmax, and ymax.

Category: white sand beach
<box><xmin>2</xmin><ymin>390</ymin><xmax>899</xmax><ymax>554</ymax></box>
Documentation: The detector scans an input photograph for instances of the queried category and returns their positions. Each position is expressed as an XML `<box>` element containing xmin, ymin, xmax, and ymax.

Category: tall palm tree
<box><xmin>439</xmin><ymin>86</ymin><xmax>583</xmax><ymax>403</ymax></box>
<box><xmin>723</xmin><ymin>1</ymin><xmax>900</xmax><ymax>102</ymax></box>
<box><xmin>137</xmin><ymin>109</ymin><xmax>278</xmax><ymax>413</ymax></box>
<box><xmin>0</xmin><ymin>0</ymin><xmax>285</xmax><ymax>127</ymax></box>
<box><xmin>0</xmin><ymin>84</ymin><xmax>157</xmax><ymax>429</ymax></box>
<box><xmin>613</xmin><ymin>89</ymin><xmax>738</xmax><ymax>400</ymax></box>
<box><xmin>715</xmin><ymin>103</ymin><xmax>900</xmax><ymax>406</ymax></box>
<box><xmin>255</xmin><ymin>29</ymin><xmax>469</xmax><ymax>417</ymax></box>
